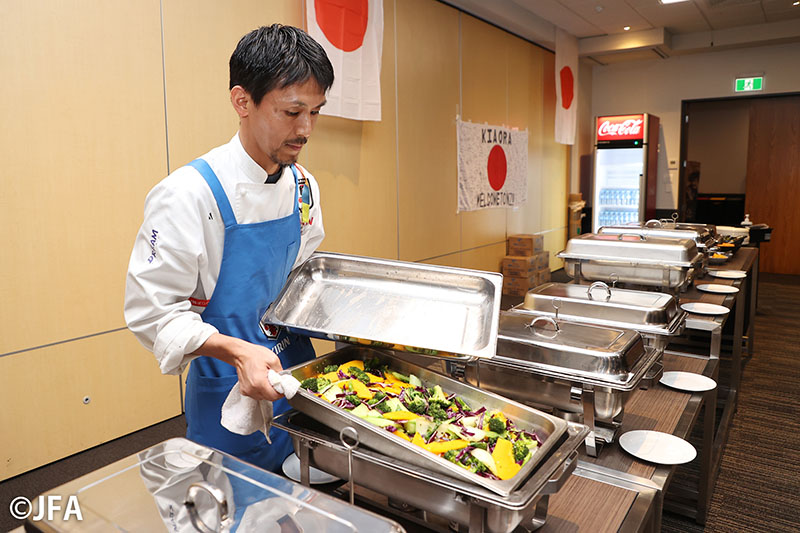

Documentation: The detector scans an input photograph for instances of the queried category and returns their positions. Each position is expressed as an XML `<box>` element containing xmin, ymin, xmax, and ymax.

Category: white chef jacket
<box><xmin>124</xmin><ymin>134</ymin><xmax>325</xmax><ymax>375</ymax></box>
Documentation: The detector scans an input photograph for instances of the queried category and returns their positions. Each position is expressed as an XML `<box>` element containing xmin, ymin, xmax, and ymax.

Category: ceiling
<box><xmin>440</xmin><ymin>0</ymin><xmax>800</xmax><ymax>64</ymax></box>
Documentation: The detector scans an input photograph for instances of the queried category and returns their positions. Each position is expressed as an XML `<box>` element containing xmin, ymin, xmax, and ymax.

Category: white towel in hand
<box><xmin>220</xmin><ymin>370</ymin><xmax>301</xmax><ymax>444</ymax></box>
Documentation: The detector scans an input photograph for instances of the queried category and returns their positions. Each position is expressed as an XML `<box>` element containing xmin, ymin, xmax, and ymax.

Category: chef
<box><xmin>124</xmin><ymin>24</ymin><xmax>334</xmax><ymax>473</ymax></box>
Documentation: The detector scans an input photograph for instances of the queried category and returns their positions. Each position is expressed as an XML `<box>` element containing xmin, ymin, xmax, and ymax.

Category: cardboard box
<box><xmin>536</xmin><ymin>267</ymin><xmax>551</xmax><ymax>284</ymax></box>
<box><xmin>502</xmin><ymin>254</ymin><xmax>536</xmax><ymax>273</ymax></box>
<box><xmin>507</xmin><ymin>234</ymin><xmax>543</xmax><ymax>255</ymax></box>
<box><xmin>502</xmin><ymin>275</ymin><xmax>537</xmax><ymax>296</ymax></box>
<box><xmin>534</xmin><ymin>251</ymin><xmax>549</xmax><ymax>270</ymax></box>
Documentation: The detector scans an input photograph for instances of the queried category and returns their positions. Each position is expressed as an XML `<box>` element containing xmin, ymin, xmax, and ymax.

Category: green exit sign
<box><xmin>735</xmin><ymin>76</ymin><xmax>763</xmax><ymax>92</ymax></box>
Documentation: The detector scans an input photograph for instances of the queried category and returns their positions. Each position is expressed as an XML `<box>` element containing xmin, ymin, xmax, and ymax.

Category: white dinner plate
<box><xmin>680</xmin><ymin>302</ymin><xmax>730</xmax><ymax>316</ymax></box>
<box><xmin>708</xmin><ymin>270</ymin><xmax>747</xmax><ymax>279</ymax></box>
<box><xmin>619</xmin><ymin>430</ymin><xmax>697</xmax><ymax>465</ymax></box>
<box><xmin>696</xmin><ymin>283</ymin><xmax>740</xmax><ymax>295</ymax></box>
<box><xmin>659</xmin><ymin>371</ymin><xmax>717</xmax><ymax>392</ymax></box>
<box><xmin>282</xmin><ymin>453</ymin><xmax>340</xmax><ymax>484</ymax></box>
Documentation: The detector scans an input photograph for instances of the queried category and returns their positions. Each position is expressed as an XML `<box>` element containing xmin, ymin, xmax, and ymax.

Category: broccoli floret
<box><xmin>428</xmin><ymin>385</ymin><xmax>452</xmax><ymax>407</ymax></box>
<box><xmin>374</xmin><ymin>402</ymin><xmax>391</xmax><ymax>414</ymax></box>
<box><xmin>462</xmin><ymin>455</ymin><xmax>488</xmax><ymax>474</ymax></box>
<box><xmin>443</xmin><ymin>450</ymin><xmax>459</xmax><ymax>463</ymax></box>
<box><xmin>428</xmin><ymin>403</ymin><xmax>449</xmax><ymax>422</ymax></box>
<box><xmin>367</xmin><ymin>391</ymin><xmax>387</xmax><ymax>406</ymax></box>
<box><xmin>300</xmin><ymin>377</ymin><xmax>331</xmax><ymax>393</ymax></box>
<box><xmin>403</xmin><ymin>389</ymin><xmax>428</xmax><ymax>415</ymax></box>
<box><xmin>347</xmin><ymin>366</ymin><xmax>371</xmax><ymax>385</ymax></box>
<box><xmin>513</xmin><ymin>440</ymin><xmax>531</xmax><ymax>463</ymax></box>
<box><xmin>487</xmin><ymin>417</ymin><xmax>506</xmax><ymax>434</ymax></box>
<box><xmin>453</xmin><ymin>396</ymin><xmax>471</xmax><ymax>412</ymax></box>
<box><xmin>345</xmin><ymin>394</ymin><xmax>362</xmax><ymax>407</ymax></box>
<box><xmin>487</xmin><ymin>436</ymin><xmax>498</xmax><ymax>449</ymax></box>
<box><xmin>323</xmin><ymin>365</ymin><xmax>339</xmax><ymax>373</ymax></box>
<box><xmin>471</xmin><ymin>442</ymin><xmax>488</xmax><ymax>450</ymax></box>
<box><xmin>364</xmin><ymin>357</ymin><xmax>386</xmax><ymax>375</ymax></box>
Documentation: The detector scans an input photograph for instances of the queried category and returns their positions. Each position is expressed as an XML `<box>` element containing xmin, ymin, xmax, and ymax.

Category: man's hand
<box><xmin>194</xmin><ymin>333</ymin><xmax>284</xmax><ymax>401</ymax></box>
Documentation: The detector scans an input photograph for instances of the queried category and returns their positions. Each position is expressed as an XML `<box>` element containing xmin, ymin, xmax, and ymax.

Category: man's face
<box><xmin>237</xmin><ymin>78</ymin><xmax>327</xmax><ymax>173</ymax></box>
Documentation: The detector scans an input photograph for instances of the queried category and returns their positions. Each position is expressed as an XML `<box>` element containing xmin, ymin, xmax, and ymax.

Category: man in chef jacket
<box><xmin>124</xmin><ymin>25</ymin><xmax>333</xmax><ymax>473</ymax></box>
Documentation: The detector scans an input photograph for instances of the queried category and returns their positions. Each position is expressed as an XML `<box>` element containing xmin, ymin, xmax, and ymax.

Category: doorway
<box><xmin>679</xmin><ymin>93</ymin><xmax>800</xmax><ymax>275</ymax></box>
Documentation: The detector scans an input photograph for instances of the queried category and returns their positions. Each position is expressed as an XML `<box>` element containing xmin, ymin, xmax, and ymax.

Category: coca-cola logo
<box><xmin>598</xmin><ymin>119</ymin><xmax>643</xmax><ymax>137</ymax></box>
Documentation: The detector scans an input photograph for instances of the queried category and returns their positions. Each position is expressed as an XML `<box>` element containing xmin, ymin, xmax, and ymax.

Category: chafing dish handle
<box><xmin>185</xmin><ymin>481</ymin><xmax>231</xmax><ymax>533</ymax></box>
<box><xmin>645</xmin><ymin>219</ymin><xmax>663</xmax><ymax>228</ymax></box>
<box><xmin>526</xmin><ymin>316</ymin><xmax>560</xmax><ymax>335</ymax></box>
<box><xmin>587</xmin><ymin>281</ymin><xmax>612</xmax><ymax>301</ymax></box>
<box><xmin>541</xmin><ymin>450</ymin><xmax>578</xmax><ymax>495</ymax></box>
<box><xmin>641</xmin><ymin>360</ymin><xmax>664</xmax><ymax>389</ymax></box>
<box><xmin>616</xmin><ymin>233</ymin><xmax>647</xmax><ymax>241</ymax></box>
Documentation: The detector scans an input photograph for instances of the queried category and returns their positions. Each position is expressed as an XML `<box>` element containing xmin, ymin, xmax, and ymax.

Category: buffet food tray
<box><xmin>558</xmin><ymin>233</ymin><xmax>703</xmax><ymax>291</ymax></box>
<box><xmin>282</xmin><ymin>346</ymin><xmax>568</xmax><ymax>497</ymax></box>
<box><xmin>513</xmin><ymin>281</ymin><xmax>686</xmax><ymax>349</ymax></box>
<box><xmin>262</xmin><ymin>252</ymin><xmax>502</xmax><ymax>360</ymax></box>
<box><xmin>598</xmin><ymin>220</ymin><xmax>717</xmax><ymax>252</ymax></box>
<box><xmin>274</xmin><ymin>410</ymin><xmax>588</xmax><ymax>533</ymax></box>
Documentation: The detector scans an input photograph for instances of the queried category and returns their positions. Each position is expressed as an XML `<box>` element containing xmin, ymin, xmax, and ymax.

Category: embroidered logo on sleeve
<box><xmin>147</xmin><ymin>229</ymin><xmax>159</xmax><ymax>263</ymax></box>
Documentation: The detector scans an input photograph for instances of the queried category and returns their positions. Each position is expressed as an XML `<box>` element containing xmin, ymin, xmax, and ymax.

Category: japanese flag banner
<box><xmin>306</xmin><ymin>0</ymin><xmax>383</xmax><ymax>121</ymax></box>
<box><xmin>457</xmin><ymin>119</ymin><xmax>528</xmax><ymax>212</ymax></box>
<box><xmin>555</xmin><ymin>27</ymin><xmax>578</xmax><ymax>145</ymax></box>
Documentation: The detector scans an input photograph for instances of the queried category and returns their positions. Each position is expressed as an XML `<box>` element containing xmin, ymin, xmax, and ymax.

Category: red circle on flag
<box><xmin>314</xmin><ymin>0</ymin><xmax>369</xmax><ymax>52</ymax></box>
<box><xmin>559</xmin><ymin>66</ymin><xmax>574</xmax><ymax>109</ymax></box>
<box><xmin>487</xmin><ymin>145</ymin><xmax>507</xmax><ymax>191</ymax></box>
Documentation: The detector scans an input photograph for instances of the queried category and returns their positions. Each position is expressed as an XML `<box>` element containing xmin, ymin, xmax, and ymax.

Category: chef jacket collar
<box><xmin>231</xmin><ymin>132</ymin><xmax>285</xmax><ymax>184</ymax></box>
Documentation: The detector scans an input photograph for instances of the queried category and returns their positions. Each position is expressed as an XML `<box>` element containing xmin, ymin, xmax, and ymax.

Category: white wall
<box><xmin>591</xmin><ymin>42</ymin><xmax>800</xmax><ymax>209</ymax></box>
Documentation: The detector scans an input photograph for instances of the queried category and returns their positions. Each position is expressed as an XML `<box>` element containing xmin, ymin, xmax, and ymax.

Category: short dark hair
<box><xmin>229</xmin><ymin>24</ymin><xmax>334</xmax><ymax>106</ymax></box>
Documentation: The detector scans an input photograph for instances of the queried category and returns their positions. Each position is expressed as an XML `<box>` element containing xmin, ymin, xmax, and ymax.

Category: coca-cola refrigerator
<box><xmin>592</xmin><ymin>113</ymin><xmax>659</xmax><ymax>231</ymax></box>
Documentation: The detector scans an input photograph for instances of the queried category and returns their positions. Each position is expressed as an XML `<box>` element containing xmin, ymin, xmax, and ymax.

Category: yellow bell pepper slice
<box><xmin>382</xmin><ymin>411</ymin><xmax>420</xmax><ymax>421</ymax></box>
<box><xmin>411</xmin><ymin>432</ymin><xmax>427</xmax><ymax>449</ymax></box>
<box><xmin>492</xmin><ymin>438</ymin><xmax>522</xmax><ymax>480</ymax></box>
<box><xmin>365</xmin><ymin>372</ymin><xmax>384</xmax><ymax>383</ymax></box>
<box><xmin>393</xmin><ymin>430</ymin><xmax>412</xmax><ymax>442</ymax></box>
<box><xmin>339</xmin><ymin>379</ymin><xmax>373</xmax><ymax>400</ymax></box>
<box><xmin>321</xmin><ymin>371</ymin><xmax>340</xmax><ymax>383</ymax></box>
<box><xmin>426</xmin><ymin>440</ymin><xmax>469</xmax><ymax>455</ymax></box>
<box><xmin>337</xmin><ymin>360</ymin><xmax>364</xmax><ymax>372</ymax></box>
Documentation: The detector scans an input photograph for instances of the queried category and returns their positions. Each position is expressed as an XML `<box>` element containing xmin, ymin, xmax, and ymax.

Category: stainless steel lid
<box><xmin>261</xmin><ymin>252</ymin><xmax>502</xmax><ymax>360</ymax></box>
<box><xmin>558</xmin><ymin>233</ymin><xmax>703</xmax><ymax>267</ymax></box>
<box><xmin>496</xmin><ymin>311</ymin><xmax>649</xmax><ymax>388</ymax></box>
<box><xmin>513</xmin><ymin>282</ymin><xmax>685</xmax><ymax>337</ymax></box>
<box><xmin>598</xmin><ymin>221</ymin><xmax>716</xmax><ymax>250</ymax></box>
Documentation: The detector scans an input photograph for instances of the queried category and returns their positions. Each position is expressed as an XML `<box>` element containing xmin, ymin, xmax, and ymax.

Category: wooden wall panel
<box><xmin>745</xmin><ymin>96</ymin><xmax>800</xmax><ymax>274</ymax></box>
<box><xmin>302</xmin><ymin>0</ymin><xmax>398</xmax><ymax>259</ymax></box>
<box><xmin>462</xmin><ymin>243</ymin><xmax>508</xmax><ymax>273</ymax></box>
<box><xmin>0</xmin><ymin>331</ymin><xmax>181</xmax><ymax>480</ymax></box>
<box><xmin>507</xmin><ymin>38</ymin><xmax>544</xmax><ymax>237</ymax></box>
<box><xmin>396</xmin><ymin>0</ymin><xmax>460</xmax><ymax>262</ymax></box>
<box><xmin>539</xmin><ymin>51</ymin><xmax>569</xmax><ymax>269</ymax></box>
<box><xmin>459</xmin><ymin>16</ymin><xmax>512</xmax><ymax>250</ymax></box>
<box><xmin>0</xmin><ymin>0</ymin><xmax>167</xmax><ymax>354</ymax></box>
<box><xmin>161</xmin><ymin>0</ymin><xmax>303</xmax><ymax>172</ymax></box>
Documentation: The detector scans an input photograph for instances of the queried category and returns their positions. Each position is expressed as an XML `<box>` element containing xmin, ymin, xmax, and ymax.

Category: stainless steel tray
<box><xmin>262</xmin><ymin>252</ymin><xmax>502</xmax><ymax>360</ymax></box>
<box><xmin>598</xmin><ymin>221</ymin><xmax>716</xmax><ymax>251</ymax></box>
<box><xmin>495</xmin><ymin>311</ymin><xmax>654</xmax><ymax>390</ymax></box>
<box><xmin>559</xmin><ymin>233</ymin><xmax>702</xmax><ymax>266</ymax></box>
<box><xmin>514</xmin><ymin>281</ymin><xmax>686</xmax><ymax>339</ymax></box>
<box><xmin>274</xmin><ymin>410</ymin><xmax>588</xmax><ymax>533</ymax></box>
<box><xmin>282</xmin><ymin>346</ymin><xmax>568</xmax><ymax>498</ymax></box>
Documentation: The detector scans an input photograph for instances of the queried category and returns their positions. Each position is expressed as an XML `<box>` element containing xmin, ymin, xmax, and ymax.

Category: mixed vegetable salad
<box><xmin>300</xmin><ymin>357</ymin><xmax>543</xmax><ymax>481</ymax></box>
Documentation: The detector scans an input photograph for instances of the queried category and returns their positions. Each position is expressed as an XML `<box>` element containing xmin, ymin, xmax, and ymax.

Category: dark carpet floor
<box><xmin>2</xmin><ymin>273</ymin><xmax>798</xmax><ymax>532</ymax></box>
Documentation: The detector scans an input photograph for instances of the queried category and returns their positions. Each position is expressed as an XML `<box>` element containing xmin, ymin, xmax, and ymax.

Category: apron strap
<box><xmin>188</xmin><ymin>159</ymin><xmax>237</xmax><ymax>227</ymax></box>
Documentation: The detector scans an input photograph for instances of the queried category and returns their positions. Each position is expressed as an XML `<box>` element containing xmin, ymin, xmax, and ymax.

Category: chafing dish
<box><xmin>283</xmin><ymin>346</ymin><xmax>568</xmax><ymax>497</ymax></box>
<box><xmin>513</xmin><ymin>281</ymin><xmax>685</xmax><ymax>351</ymax></box>
<box><xmin>407</xmin><ymin>312</ymin><xmax>660</xmax><ymax>457</ymax></box>
<box><xmin>558</xmin><ymin>233</ymin><xmax>704</xmax><ymax>293</ymax></box>
<box><xmin>274</xmin><ymin>410</ymin><xmax>588</xmax><ymax>533</ymax></box>
<box><xmin>261</xmin><ymin>251</ymin><xmax>502</xmax><ymax>360</ymax></box>
<box><xmin>598</xmin><ymin>218</ymin><xmax>717</xmax><ymax>254</ymax></box>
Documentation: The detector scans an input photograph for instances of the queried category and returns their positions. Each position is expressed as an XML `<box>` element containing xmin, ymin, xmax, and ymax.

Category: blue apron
<box><xmin>184</xmin><ymin>158</ymin><xmax>316</xmax><ymax>473</ymax></box>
